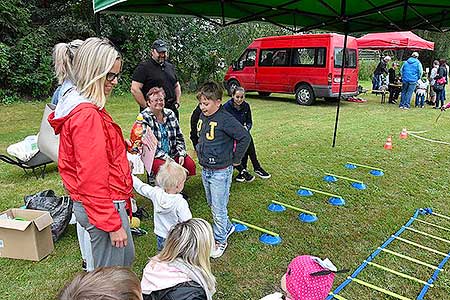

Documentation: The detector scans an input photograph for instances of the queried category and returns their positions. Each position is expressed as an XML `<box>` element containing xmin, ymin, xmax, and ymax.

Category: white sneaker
<box><xmin>226</xmin><ymin>224</ymin><xmax>235</xmax><ymax>240</ymax></box>
<box><xmin>211</xmin><ymin>242</ymin><xmax>228</xmax><ymax>259</ymax></box>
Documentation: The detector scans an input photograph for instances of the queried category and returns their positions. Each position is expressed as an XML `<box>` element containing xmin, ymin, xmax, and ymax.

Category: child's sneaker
<box><xmin>226</xmin><ymin>224</ymin><xmax>235</xmax><ymax>240</ymax></box>
<box><xmin>235</xmin><ymin>172</ymin><xmax>246</xmax><ymax>182</ymax></box>
<box><xmin>211</xmin><ymin>242</ymin><xmax>228</xmax><ymax>259</ymax></box>
<box><xmin>236</xmin><ymin>170</ymin><xmax>255</xmax><ymax>182</ymax></box>
<box><xmin>255</xmin><ymin>167</ymin><xmax>271</xmax><ymax>179</ymax></box>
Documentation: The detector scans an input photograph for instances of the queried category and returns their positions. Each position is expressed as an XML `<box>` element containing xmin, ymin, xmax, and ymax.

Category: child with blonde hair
<box><xmin>141</xmin><ymin>218</ymin><xmax>216</xmax><ymax>300</ymax></box>
<box><xmin>132</xmin><ymin>159</ymin><xmax>192</xmax><ymax>251</ymax></box>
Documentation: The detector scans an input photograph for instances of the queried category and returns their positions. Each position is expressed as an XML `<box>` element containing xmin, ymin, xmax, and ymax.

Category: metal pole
<box><xmin>332</xmin><ymin>18</ymin><xmax>348</xmax><ymax>147</ymax></box>
<box><xmin>95</xmin><ymin>13</ymin><xmax>101</xmax><ymax>36</ymax></box>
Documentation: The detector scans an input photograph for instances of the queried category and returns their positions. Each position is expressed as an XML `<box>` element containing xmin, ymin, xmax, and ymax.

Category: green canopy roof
<box><xmin>94</xmin><ymin>0</ymin><xmax>450</xmax><ymax>33</ymax></box>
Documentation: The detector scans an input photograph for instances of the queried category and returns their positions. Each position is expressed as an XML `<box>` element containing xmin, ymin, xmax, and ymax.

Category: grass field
<box><xmin>1</xmin><ymin>83</ymin><xmax>450</xmax><ymax>300</ymax></box>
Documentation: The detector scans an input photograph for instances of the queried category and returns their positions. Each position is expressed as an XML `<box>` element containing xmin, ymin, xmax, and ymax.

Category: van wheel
<box><xmin>258</xmin><ymin>92</ymin><xmax>271</xmax><ymax>97</ymax></box>
<box><xmin>227</xmin><ymin>80</ymin><xmax>240</xmax><ymax>96</ymax></box>
<box><xmin>295</xmin><ymin>84</ymin><xmax>315</xmax><ymax>105</ymax></box>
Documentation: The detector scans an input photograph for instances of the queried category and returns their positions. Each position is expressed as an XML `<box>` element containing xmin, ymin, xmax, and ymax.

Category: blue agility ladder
<box><xmin>327</xmin><ymin>208</ymin><xmax>450</xmax><ymax>300</ymax></box>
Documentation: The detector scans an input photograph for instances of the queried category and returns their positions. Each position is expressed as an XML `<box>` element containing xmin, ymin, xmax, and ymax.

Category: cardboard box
<box><xmin>0</xmin><ymin>208</ymin><xmax>54</xmax><ymax>261</ymax></box>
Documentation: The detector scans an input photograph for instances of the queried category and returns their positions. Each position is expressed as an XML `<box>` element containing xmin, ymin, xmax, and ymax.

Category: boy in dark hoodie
<box><xmin>195</xmin><ymin>81</ymin><xmax>250</xmax><ymax>259</ymax></box>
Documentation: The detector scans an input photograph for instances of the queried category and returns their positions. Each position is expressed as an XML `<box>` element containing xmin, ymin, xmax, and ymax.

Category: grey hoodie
<box><xmin>132</xmin><ymin>175</ymin><xmax>191</xmax><ymax>238</ymax></box>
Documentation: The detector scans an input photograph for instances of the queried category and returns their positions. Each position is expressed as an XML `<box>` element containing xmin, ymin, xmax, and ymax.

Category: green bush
<box><xmin>358</xmin><ymin>60</ymin><xmax>378</xmax><ymax>81</ymax></box>
<box><xmin>9</xmin><ymin>29</ymin><xmax>54</xmax><ymax>99</ymax></box>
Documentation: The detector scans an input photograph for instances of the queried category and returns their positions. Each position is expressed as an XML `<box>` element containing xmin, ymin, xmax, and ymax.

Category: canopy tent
<box><xmin>93</xmin><ymin>0</ymin><xmax>450</xmax><ymax>146</ymax></box>
<box><xmin>357</xmin><ymin>31</ymin><xmax>434</xmax><ymax>50</ymax></box>
<box><xmin>94</xmin><ymin>1</ymin><xmax>450</xmax><ymax>33</ymax></box>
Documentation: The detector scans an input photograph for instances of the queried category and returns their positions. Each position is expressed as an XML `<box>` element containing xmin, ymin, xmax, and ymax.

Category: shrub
<box><xmin>358</xmin><ymin>60</ymin><xmax>378</xmax><ymax>81</ymax></box>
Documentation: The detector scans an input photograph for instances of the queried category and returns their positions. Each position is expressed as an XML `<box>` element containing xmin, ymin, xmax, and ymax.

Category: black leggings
<box><xmin>236</xmin><ymin>137</ymin><xmax>261</xmax><ymax>172</ymax></box>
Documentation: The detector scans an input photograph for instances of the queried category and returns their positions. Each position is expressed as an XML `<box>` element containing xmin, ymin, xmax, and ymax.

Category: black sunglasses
<box><xmin>106</xmin><ymin>72</ymin><xmax>121</xmax><ymax>82</ymax></box>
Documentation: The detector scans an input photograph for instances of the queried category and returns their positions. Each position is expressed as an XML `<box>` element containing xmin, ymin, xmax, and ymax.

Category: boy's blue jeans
<box><xmin>201</xmin><ymin>165</ymin><xmax>233</xmax><ymax>244</ymax></box>
<box><xmin>415</xmin><ymin>94</ymin><xmax>425</xmax><ymax>107</ymax></box>
<box><xmin>156</xmin><ymin>235</ymin><xmax>166</xmax><ymax>252</ymax></box>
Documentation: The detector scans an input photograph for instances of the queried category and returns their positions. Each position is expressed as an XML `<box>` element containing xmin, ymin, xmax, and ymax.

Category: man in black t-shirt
<box><xmin>131</xmin><ymin>39</ymin><xmax>182</xmax><ymax>119</ymax></box>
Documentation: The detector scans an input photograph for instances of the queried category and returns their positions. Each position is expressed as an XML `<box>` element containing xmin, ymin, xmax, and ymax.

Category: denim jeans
<box><xmin>436</xmin><ymin>90</ymin><xmax>445</xmax><ymax>108</ymax></box>
<box><xmin>372</xmin><ymin>74</ymin><xmax>381</xmax><ymax>90</ymax></box>
<box><xmin>201</xmin><ymin>165</ymin><xmax>233</xmax><ymax>244</ymax></box>
<box><xmin>156</xmin><ymin>235</ymin><xmax>166</xmax><ymax>252</ymax></box>
<box><xmin>415</xmin><ymin>94</ymin><xmax>425</xmax><ymax>107</ymax></box>
<box><xmin>400</xmin><ymin>82</ymin><xmax>416</xmax><ymax>108</ymax></box>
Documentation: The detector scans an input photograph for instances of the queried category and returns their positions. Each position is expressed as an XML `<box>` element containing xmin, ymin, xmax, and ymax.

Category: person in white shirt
<box><xmin>132</xmin><ymin>159</ymin><xmax>191</xmax><ymax>251</ymax></box>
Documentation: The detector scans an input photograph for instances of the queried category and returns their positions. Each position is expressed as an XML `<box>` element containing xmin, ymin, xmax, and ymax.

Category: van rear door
<box><xmin>332</xmin><ymin>47</ymin><xmax>358</xmax><ymax>94</ymax></box>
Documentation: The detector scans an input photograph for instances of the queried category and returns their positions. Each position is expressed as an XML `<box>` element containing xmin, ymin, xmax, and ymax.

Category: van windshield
<box><xmin>334</xmin><ymin>48</ymin><xmax>357</xmax><ymax>68</ymax></box>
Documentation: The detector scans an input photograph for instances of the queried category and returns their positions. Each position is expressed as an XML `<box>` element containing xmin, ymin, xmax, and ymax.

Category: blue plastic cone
<box><xmin>298</xmin><ymin>213</ymin><xmax>318</xmax><ymax>223</ymax></box>
<box><xmin>351</xmin><ymin>182</ymin><xmax>367</xmax><ymax>190</ymax></box>
<box><xmin>233</xmin><ymin>223</ymin><xmax>249</xmax><ymax>232</ymax></box>
<box><xmin>345</xmin><ymin>163</ymin><xmax>357</xmax><ymax>169</ymax></box>
<box><xmin>259</xmin><ymin>233</ymin><xmax>282</xmax><ymax>245</ymax></box>
<box><xmin>323</xmin><ymin>175</ymin><xmax>338</xmax><ymax>182</ymax></box>
<box><xmin>328</xmin><ymin>197</ymin><xmax>345</xmax><ymax>206</ymax></box>
<box><xmin>297</xmin><ymin>189</ymin><xmax>314</xmax><ymax>196</ymax></box>
<box><xmin>369</xmin><ymin>169</ymin><xmax>384</xmax><ymax>176</ymax></box>
<box><xmin>268</xmin><ymin>203</ymin><xmax>286</xmax><ymax>212</ymax></box>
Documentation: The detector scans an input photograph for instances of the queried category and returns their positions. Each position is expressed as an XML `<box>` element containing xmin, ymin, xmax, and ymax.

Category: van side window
<box><xmin>292</xmin><ymin>48</ymin><xmax>326</xmax><ymax>67</ymax></box>
<box><xmin>334</xmin><ymin>48</ymin><xmax>357</xmax><ymax>68</ymax></box>
<box><xmin>237</xmin><ymin>49</ymin><xmax>256</xmax><ymax>69</ymax></box>
<box><xmin>259</xmin><ymin>49</ymin><xmax>290</xmax><ymax>66</ymax></box>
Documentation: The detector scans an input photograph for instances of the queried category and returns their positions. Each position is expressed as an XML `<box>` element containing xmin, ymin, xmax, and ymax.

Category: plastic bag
<box><xmin>7</xmin><ymin>135</ymin><xmax>39</xmax><ymax>162</ymax></box>
<box><xmin>24</xmin><ymin>190</ymin><xmax>73</xmax><ymax>242</ymax></box>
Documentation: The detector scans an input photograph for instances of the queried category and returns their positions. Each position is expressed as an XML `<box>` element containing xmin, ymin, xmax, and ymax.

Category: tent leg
<box><xmin>95</xmin><ymin>13</ymin><xmax>101</xmax><ymax>36</ymax></box>
<box><xmin>332</xmin><ymin>30</ymin><xmax>348</xmax><ymax>147</ymax></box>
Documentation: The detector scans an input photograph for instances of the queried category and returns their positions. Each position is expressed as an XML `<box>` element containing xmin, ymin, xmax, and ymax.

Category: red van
<box><xmin>223</xmin><ymin>33</ymin><xmax>358</xmax><ymax>105</ymax></box>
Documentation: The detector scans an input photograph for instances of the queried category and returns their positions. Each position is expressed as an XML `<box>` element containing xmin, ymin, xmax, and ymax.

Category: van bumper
<box><xmin>313</xmin><ymin>85</ymin><xmax>358</xmax><ymax>98</ymax></box>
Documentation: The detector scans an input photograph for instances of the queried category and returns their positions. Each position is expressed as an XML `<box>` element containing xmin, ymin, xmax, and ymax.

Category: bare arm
<box><xmin>131</xmin><ymin>81</ymin><xmax>146</xmax><ymax>109</ymax></box>
<box><xmin>175</xmin><ymin>82</ymin><xmax>181</xmax><ymax>105</ymax></box>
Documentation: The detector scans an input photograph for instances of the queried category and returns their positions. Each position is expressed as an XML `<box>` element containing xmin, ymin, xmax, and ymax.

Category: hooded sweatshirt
<box><xmin>401</xmin><ymin>57</ymin><xmax>423</xmax><ymax>83</ymax></box>
<box><xmin>196</xmin><ymin>105</ymin><xmax>251</xmax><ymax>169</ymax></box>
<box><xmin>48</xmin><ymin>89</ymin><xmax>133</xmax><ymax>232</ymax></box>
<box><xmin>132</xmin><ymin>175</ymin><xmax>191</xmax><ymax>238</ymax></box>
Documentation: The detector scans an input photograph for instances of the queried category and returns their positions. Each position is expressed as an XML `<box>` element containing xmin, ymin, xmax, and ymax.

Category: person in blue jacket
<box><xmin>224</xmin><ymin>87</ymin><xmax>271</xmax><ymax>183</ymax></box>
<box><xmin>399</xmin><ymin>52</ymin><xmax>423</xmax><ymax>109</ymax></box>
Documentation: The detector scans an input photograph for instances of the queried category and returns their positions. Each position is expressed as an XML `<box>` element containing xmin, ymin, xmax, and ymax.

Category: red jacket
<box><xmin>49</xmin><ymin>103</ymin><xmax>133</xmax><ymax>232</ymax></box>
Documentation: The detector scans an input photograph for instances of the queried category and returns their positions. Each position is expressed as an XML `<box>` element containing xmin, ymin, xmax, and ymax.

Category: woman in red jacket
<box><xmin>49</xmin><ymin>37</ymin><xmax>134</xmax><ymax>267</ymax></box>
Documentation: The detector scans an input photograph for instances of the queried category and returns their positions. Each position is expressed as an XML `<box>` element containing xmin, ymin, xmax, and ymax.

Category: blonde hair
<box><xmin>58</xmin><ymin>267</ymin><xmax>142</xmax><ymax>300</ymax></box>
<box><xmin>157</xmin><ymin>218</ymin><xmax>216</xmax><ymax>293</ymax></box>
<box><xmin>52</xmin><ymin>39</ymin><xmax>83</xmax><ymax>84</ymax></box>
<box><xmin>156</xmin><ymin>159</ymin><xmax>187</xmax><ymax>190</ymax></box>
<box><xmin>73</xmin><ymin>37</ymin><xmax>122</xmax><ymax>109</ymax></box>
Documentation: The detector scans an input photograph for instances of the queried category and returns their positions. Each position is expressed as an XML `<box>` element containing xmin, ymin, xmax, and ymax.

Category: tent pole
<box><xmin>332</xmin><ymin>0</ymin><xmax>348</xmax><ymax>147</ymax></box>
<box><xmin>332</xmin><ymin>29</ymin><xmax>348</xmax><ymax>147</ymax></box>
<box><xmin>95</xmin><ymin>13</ymin><xmax>101</xmax><ymax>36</ymax></box>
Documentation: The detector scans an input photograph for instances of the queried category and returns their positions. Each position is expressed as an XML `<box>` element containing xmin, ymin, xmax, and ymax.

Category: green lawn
<box><xmin>1</xmin><ymin>84</ymin><xmax>450</xmax><ymax>300</ymax></box>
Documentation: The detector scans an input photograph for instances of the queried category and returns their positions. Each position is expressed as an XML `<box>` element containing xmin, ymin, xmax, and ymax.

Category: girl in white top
<box><xmin>132</xmin><ymin>159</ymin><xmax>192</xmax><ymax>251</ymax></box>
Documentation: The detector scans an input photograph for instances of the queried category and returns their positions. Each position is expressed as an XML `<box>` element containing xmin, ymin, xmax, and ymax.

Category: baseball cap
<box><xmin>285</xmin><ymin>256</ymin><xmax>335</xmax><ymax>300</ymax></box>
<box><xmin>152</xmin><ymin>39</ymin><xmax>167</xmax><ymax>52</ymax></box>
<box><xmin>411</xmin><ymin>52</ymin><xmax>419</xmax><ymax>58</ymax></box>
